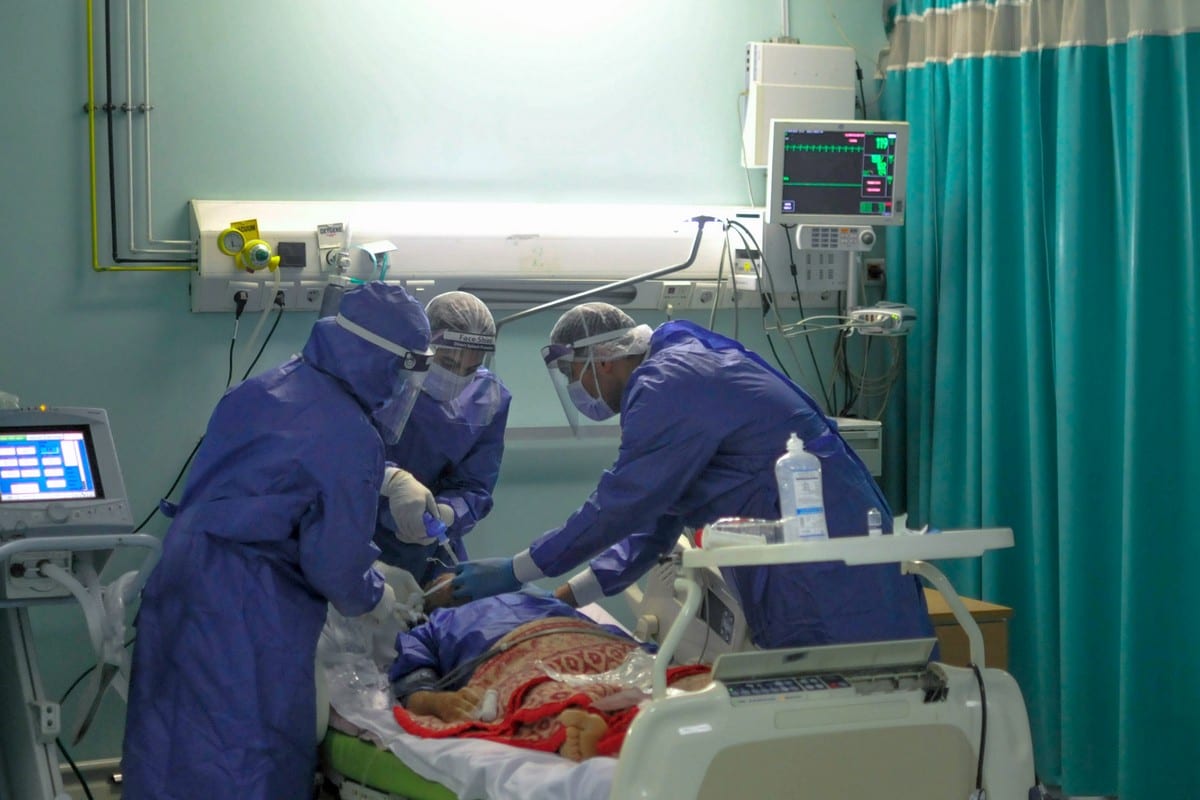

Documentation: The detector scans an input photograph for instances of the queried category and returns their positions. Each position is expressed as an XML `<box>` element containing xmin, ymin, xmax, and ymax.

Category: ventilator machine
<box><xmin>0</xmin><ymin>405</ymin><xmax>160</xmax><ymax>800</ymax></box>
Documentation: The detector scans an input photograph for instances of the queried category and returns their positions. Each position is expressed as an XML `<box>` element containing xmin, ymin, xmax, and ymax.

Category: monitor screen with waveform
<box><xmin>766</xmin><ymin>119</ymin><xmax>909</xmax><ymax>227</ymax></box>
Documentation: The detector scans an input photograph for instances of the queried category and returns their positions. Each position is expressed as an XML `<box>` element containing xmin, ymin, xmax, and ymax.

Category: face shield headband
<box><xmin>423</xmin><ymin>328</ymin><xmax>501</xmax><ymax>418</ymax></box>
<box><xmin>335</xmin><ymin>313</ymin><xmax>434</xmax><ymax>443</ymax></box>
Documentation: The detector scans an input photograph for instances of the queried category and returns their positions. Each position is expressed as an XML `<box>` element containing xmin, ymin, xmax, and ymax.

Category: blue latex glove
<box><xmin>451</xmin><ymin>557</ymin><xmax>520</xmax><ymax>602</ymax></box>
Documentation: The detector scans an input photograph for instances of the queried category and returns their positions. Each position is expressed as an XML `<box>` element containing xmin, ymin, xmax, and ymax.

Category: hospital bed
<box><xmin>319</xmin><ymin>529</ymin><xmax>1039</xmax><ymax>800</ymax></box>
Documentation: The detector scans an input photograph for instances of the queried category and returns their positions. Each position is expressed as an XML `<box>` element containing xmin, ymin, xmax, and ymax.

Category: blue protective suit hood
<box><xmin>302</xmin><ymin>282</ymin><xmax>432</xmax><ymax>415</ymax></box>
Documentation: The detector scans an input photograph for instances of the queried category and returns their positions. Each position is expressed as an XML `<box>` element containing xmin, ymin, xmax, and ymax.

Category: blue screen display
<box><xmin>0</xmin><ymin>426</ymin><xmax>102</xmax><ymax>502</ymax></box>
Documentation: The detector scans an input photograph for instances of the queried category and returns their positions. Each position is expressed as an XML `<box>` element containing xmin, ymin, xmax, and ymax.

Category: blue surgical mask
<box><xmin>566</xmin><ymin>359</ymin><xmax>615</xmax><ymax>421</ymax></box>
<box><xmin>421</xmin><ymin>362</ymin><xmax>473</xmax><ymax>404</ymax></box>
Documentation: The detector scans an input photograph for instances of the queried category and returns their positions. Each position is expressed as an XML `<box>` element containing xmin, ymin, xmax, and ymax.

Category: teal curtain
<box><xmin>883</xmin><ymin>2</ymin><xmax>1200</xmax><ymax>796</ymax></box>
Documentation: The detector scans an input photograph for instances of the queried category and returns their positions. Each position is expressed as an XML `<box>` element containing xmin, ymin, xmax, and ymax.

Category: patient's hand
<box><xmin>407</xmin><ymin>687</ymin><xmax>484</xmax><ymax>722</ymax></box>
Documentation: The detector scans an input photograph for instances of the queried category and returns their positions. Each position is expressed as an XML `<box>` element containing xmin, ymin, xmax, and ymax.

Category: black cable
<box><xmin>226</xmin><ymin>291</ymin><xmax>249</xmax><ymax>388</ymax></box>
<box><xmin>60</xmin><ymin>637</ymin><xmax>138</xmax><ymax>704</ymax></box>
<box><xmin>838</xmin><ymin>335</ymin><xmax>871</xmax><ymax>416</ymax></box>
<box><xmin>57</xmin><ymin>739</ymin><xmax>96</xmax><ymax>800</ymax></box>
<box><xmin>722</xmin><ymin>219</ymin><xmax>798</xmax><ymax>382</ymax></box>
<box><xmin>854</xmin><ymin>60</ymin><xmax>869</xmax><ymax>118</ymax></box>
<box><xmin>132</xmin><ymin>436</ymin><xmax>203</xmax><ymax>533</ymax></box>
<box><xmin>780</xmin><ymin>224</ymin><xmax>834</xmax><ymax>411</ymax></box>
<box><xmin>99</xmin><ymin>0</ymin><xmax>191</xmax><ymax>265</ymax></box>
<box><xmin>55</xmin><ymin>643</ymin><xmax>139</xmax><ymax>798</ymax></box>
<box><xmin>969</xmin><ymin>662</ymin><xmax>988</xmax><ymax>793</ymax></box>
<box><xmin>134</xmin><ymin>293</ymin><xmax>278</xmax><ymax>532</ymax></box>
<box><xmin>226</xmin><ymin>331</ymin><xmax>238</xmax><ymax>389</ymax></box>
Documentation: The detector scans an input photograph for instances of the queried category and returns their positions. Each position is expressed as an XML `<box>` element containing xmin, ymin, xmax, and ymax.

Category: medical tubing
<box><xmin>538</xmin><ymin>645</ymin><xmax>657</xmax><ymax>691</ymax></box>
<box><xmin>780</xmin><ymin>223</ymin><xmax>833</xmax><ymax>410</ymax></box>
<box><xmin>241</xmin><ymin>267</ymin><xmax>282</xmax><ymax>363</ymax></box>
<box><xmin>240</xmin><ymin>300</ymin><xmax>285</xmax><ymax>382</ymax></box>
<box><xmin>724</xmin><ymin>218</ymin><xmax>803</xmax><ymax>384</ymax></box>
<box><xmin>39</xmin><ymin>562</ymin><xmax>105</xmax><ymax>654</ymax></box>
<box><xmin>431</xmin><ymin>625</ymin><xmax>638</xmax><ymax>692</ymax></box>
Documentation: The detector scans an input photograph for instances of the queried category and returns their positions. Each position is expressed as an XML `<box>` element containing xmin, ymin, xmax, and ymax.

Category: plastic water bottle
<box><xmin>867</xmin><ymin>507</ymin><xmax>883</xmax><ymax>537</ymax></box>
<box><xmin>775</xmin><ymin>433</ymin><xmax>828</xmax><ymax>542</ymax></box>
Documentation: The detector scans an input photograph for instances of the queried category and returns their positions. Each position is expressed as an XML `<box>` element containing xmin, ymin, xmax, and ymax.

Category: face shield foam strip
<box><xmin>434</xmin><ymin>330</ymin><xmax>496</xmax><ymax>352</ymax></box>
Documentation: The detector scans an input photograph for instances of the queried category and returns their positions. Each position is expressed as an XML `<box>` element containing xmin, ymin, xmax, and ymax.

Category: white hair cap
<box><xmin>549</xmin><ymin>302</ymin><xmax>653</xmax><ymax>360</ymax></box>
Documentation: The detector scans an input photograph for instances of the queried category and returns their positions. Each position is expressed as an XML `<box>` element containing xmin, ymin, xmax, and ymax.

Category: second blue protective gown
<box><xmin>121</xmin><ymin>301</ymin><xmax>425</xmax><ymax>800</ymax></box>
<box><xmin>373</xmin><ymin>370</ymin><xmax>511</xmax><ymax>583</ymax></box>
<box><xmin>520</xmin><ymin>320</ymin><xmax>933</xmax><ymax>650</ymax></box>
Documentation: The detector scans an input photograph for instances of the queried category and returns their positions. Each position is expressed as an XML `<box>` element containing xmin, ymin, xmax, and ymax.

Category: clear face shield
<box><xmin>421</xmin><ymin>329</ymin><xmax>505</xmax><ymax>427</ymax></box>
<box><xmin>373</xmin><ymin>348</ymin><xmax>433</xmax><ymax>444</ymax></box>
<box><xmin>541</xmin><ymin>328</ymin><xmax>629</xmax><ymax>435</ymax></box>
<box><xmin>335</xmin><ymin>312</ymin><xmax>434</xmax><ymax>444</ymax></box>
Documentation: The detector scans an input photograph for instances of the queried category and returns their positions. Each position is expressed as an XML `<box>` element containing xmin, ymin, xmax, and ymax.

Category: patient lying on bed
<box><xmin>389</xmin><ymin>584</ymin><xmax>710</xmax><ymax>761</ymax></box>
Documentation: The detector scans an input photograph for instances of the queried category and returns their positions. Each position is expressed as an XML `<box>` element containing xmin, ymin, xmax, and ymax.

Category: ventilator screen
<box><xmin>0</xmin><ymin>425</ymin><xmax>103</xmax><ymax>502</ymax></box>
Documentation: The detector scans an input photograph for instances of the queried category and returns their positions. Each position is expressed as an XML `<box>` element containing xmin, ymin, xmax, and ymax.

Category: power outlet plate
<box><xmin>30</xmin><ymin>700</ymin><xmax>60</xmax><ymax>741</ymax></box>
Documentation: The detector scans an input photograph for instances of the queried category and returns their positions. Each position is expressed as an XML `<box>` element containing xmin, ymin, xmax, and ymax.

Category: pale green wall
<box><xmin>0</xmin><ymin>1</ymin><xmax>888</xmax><ymax>763</ymax></box>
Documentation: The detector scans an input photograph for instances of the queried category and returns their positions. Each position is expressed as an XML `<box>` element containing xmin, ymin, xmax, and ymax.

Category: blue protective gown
<box><xmin>373</xmin><ymin>370</ymin><xmax>511</xmax><ymax>584</ymax></box>
<box><xmin>387</xmin><ymin>591</ymin><xmax>631</xmax><ymax>694</ymax></box>
<box><xmin>526</xmin><ymin>320</ymin><xmax>933</xmax><ymax>650</ymax></box>
<box><xmin>121</xmin><ymin>318</ymin><xmax>409</xmax><ymax>800</ymax></box>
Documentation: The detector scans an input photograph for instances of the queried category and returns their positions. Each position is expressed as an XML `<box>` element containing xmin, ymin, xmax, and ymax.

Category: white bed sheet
<box><xmin>320</xmin><ymin>603</ymin><xmax>624</xmax><ymax>800</ymax></box>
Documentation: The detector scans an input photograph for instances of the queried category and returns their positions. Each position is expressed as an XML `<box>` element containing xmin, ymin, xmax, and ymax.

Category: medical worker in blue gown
<box><xmin>376</xmin><ymin>292</ymin><xmax>511</xmax><ymax>586</ymax></box>
<box><xmin>452</xmin><ymin>302</ymin><xmax>933</xmax><ymax>651</ymax></box>
<box><xmin>121</xmin><ymin>282</ymin><xmax>434</xmax><ymax>800</ymax></box>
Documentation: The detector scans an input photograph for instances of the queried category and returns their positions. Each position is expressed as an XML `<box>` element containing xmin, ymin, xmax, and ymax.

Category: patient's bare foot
<box><xmin>558</xmin><ymin>708</ymin><xmax>608</xmax><ymax>761</ymax></box>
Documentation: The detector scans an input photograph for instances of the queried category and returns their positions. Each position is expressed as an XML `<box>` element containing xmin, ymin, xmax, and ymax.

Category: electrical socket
<box><xmin>865</xmin><ymin>258</ymin><xmax>886</xmax><ymax>284</ymax></box>
<box><xmin>30</xmin><ymin>700</ymin><xmax>60</xmax><ymax>741</ymax></box>
<box><xmin>272</xmin><ymin>283</ymin><xmax>296</xmax><ymax>309</ymax></box>
<box><xmin>298</xmin><ymin>281</ymin><xmax>326</xmax><ymax>310</ymax></box>
<box><xmin>689</xmin><ymin>281</ymin><xmax>721</xmax><ymax>310</ymax></box>
<box><xmin>228</xmin><ymin>280</ymin><xmax>263</xmax><ymax>312</ymax></box>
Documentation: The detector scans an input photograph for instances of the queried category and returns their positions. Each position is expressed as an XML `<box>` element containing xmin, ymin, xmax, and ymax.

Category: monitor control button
<box><xmin>47</xmin><ymin>504</ymin><xmax>70</xmax><ymax>523</ymax></box>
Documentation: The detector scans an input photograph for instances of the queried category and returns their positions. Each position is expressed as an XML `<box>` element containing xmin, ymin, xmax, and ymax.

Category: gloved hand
<box><xmin>381</xmin><ymin>467</ymin><xmax>439</xmax><ymax>544</ymax></box>
<box><xmin>436</xmin><ymin>502</ymin><xmax>455</xmax><ymax>527</ymax></box>
<box><xmin>368</xmin><ymin>583</ymin><xmax>397</xmax><ymax>623</ymax></box>
<box><xmin>450</xmin><ymin>557</ymin><xmax>520</xmax><ymax>602</ymax></box>
<box><xmin>376</xmin><ymin>562</ymin><xmax>421</xmax><ymax>601</ymax></box>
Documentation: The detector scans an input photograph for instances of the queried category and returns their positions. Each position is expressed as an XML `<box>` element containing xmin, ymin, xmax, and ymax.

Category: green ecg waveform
<box><xmin>784</xmin><ymin>143</ymin><xmax>862</xmax><ymax>153</ymax></box>
<box><xmin>782</xmin><ymin>179</ymin><xmax>861</xmax><ymax>187</ymax></box>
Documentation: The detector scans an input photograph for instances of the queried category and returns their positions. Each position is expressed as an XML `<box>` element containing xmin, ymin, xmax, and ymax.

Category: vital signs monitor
<box><xmin>765</xmin><ymin>118</ymin><xmax>909</xmax><ymax>226</ymax></box>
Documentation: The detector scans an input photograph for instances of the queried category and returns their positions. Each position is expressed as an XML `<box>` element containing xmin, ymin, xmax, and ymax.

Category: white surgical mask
<box><xmin>566</xmin><ymin>359</ymin><xmax>615</xmax><ymax>421</ymax></box>
<box><xmin>421</xmin><ymin>362</ymin><xmax>473</xmax><ymax>403</ymax></box>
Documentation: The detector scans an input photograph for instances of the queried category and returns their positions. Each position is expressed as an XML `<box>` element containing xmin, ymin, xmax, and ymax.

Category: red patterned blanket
<box><xmin>392</xmin><ymin>617</ymin><xmax>709</xmax><ymax>757</ymax></box>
